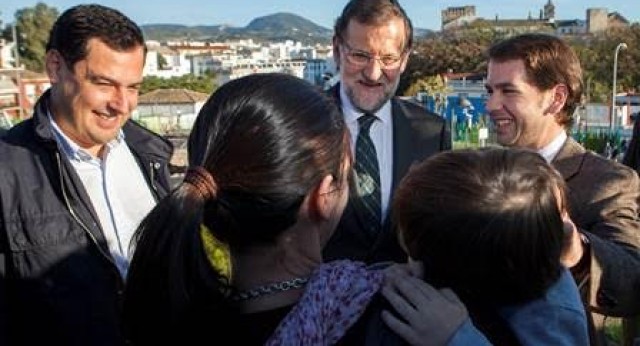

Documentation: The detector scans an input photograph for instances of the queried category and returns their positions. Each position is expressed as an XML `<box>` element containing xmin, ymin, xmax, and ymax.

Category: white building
<box><xmin>303</xmin><ymin>58</ymin><xmax>331</xmax><ymax>86</ymax></box>
<box><xmin>0</xmin><ymin>39</ymin><xmax>17</xmax><ymax>68</ymax></box>
<box><xmin>144</xmin><ymin>44</ymin><xmax>191</xmax><ymax>78</ymax></box>
<box><xmin>219</xmin><ymin>59</ymin><xmax>307</xmax><ymax>85</ymax></box>
<box><xmin>135</xmin><ymin>88</ymin><xmax>209</xmax><ymax>134</ymax></box>
<box><xmin>556</xmin><ymin>19</ymin><xmax>587</xmax><ymax>35</ymax></box>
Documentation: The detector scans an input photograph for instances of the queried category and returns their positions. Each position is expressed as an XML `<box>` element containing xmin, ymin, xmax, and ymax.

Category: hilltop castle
<box><xmin>441</xmin><ymin>0</ymin><xmax>629</xmax><ymax>35</ymax></box>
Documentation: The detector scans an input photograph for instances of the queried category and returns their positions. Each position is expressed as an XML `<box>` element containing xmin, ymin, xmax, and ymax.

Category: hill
<box><xmin>142</xmin><ymin>13</ymin><xmax>332</xmax><ymax>44</ymax></box>
<box><xmin>141</xmin><ymin>12</ymin><xmax>433</xmax><ymax>44</ymax></box>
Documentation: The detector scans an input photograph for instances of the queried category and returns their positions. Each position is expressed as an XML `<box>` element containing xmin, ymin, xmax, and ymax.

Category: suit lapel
<box><xmin>552</xmin><ymin>137</ymin><xmax>587</xmax><ymax>181</ymax></box>
<box><xmin>391</xmin><ymin>99</ymin><xmax>413</xmax><ymax>192</ymax></box>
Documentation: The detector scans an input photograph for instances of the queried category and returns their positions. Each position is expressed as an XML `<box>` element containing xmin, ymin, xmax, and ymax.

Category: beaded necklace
<box><xmin>231</xmin><ymin>277</ymin><xmax>309</xmax><ymax>302</ymax></box>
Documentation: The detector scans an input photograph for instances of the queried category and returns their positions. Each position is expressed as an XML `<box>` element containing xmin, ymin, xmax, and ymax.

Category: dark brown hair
<box><xmin>394</xmin><ymin>148</ymin><xmax>566</xmax><ymax>306</ymax></box>
<box><xmin>488</xmin><ymin>33</ymin><xmax>583</xmax><ymax>128</ymax></box>
<box><xmin>124</xmin><ymin>73</ymin><xmax>349</xmax><ymax>344</ymax></box>
<box><xmin>334</xmin><ymin>0</ymin><xmax>413</xmax><ymax>52</ymax></box>
<box><xmin>46</xmin><ymin>4</ymin><xmax>145</xmax><ymax>68</ymax></box>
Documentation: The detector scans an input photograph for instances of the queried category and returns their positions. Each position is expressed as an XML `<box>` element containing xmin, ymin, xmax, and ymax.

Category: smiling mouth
<box><xmin>95</xmin><ymin>111</ymin><xmax>118</xmax><ymax>120</ymax></box>
<box><xmin>359</xmin><ymin>80</ymin><xmax>383</xmax><ymax>88</ymax></box>
<box><xmin>493</xmin><ymin>119</ymin><xmax>513</xmax><ymax>127</ymax></box>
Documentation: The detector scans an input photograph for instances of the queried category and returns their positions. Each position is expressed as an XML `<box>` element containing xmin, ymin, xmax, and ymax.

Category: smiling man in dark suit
<box><xmin>322</xmin><ymin>0</ymin><xmax>450</xmax><ymax>264</ymax></box>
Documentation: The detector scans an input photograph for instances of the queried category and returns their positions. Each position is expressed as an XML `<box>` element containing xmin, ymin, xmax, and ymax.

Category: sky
<box><xmin>2</xmin><ymin>0</ymin><xmax>639</xmax><ymax>31</ymax></box>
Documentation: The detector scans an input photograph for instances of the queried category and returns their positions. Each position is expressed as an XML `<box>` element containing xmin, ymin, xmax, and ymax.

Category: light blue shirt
<box><xmin>340</xmin><ymin>86</ymin><xmax>393</xmax><ymax>222</ymax></box>
<box><xmin>49</xmin><ymin>114</ymin><xmax>157</xmax><ymax>279</ymax></box>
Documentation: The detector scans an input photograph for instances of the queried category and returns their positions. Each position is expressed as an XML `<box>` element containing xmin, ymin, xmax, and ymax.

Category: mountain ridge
<box><xmin>141</xmin><ymin>12</ymin><xmax>432</xmax><ymax>44</ymax></box>
<box><xmin>141</xmin><ymin>12</ymin><xmax>332</xmax><ymax>44</ymax></box>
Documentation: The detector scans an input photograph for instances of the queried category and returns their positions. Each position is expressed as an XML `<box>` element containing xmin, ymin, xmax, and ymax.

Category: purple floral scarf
<box><xmin>266</xmin><ymin>260</ymin><xmax>384</xmax><ymax>345</ymax></box>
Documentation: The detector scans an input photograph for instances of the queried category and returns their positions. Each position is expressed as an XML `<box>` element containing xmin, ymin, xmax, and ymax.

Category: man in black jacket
<box><xmin>0</xmin><ymin>5</ymin><xmax>172</xmax><ymax>346</ymax></box>
<box><xmin>322</xmin><ymin>0</ymin><xmax>450</xmax><ymax>264</ymax></box>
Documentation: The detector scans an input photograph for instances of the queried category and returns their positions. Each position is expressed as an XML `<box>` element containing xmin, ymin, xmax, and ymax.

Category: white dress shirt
<box><xmin>49</xmin><ymin>113</ymin><xmax>157</xmax><ymax>279</ymax></box>
<box><xmin>538</xmin><ymin>131</ymin><xmax>568</xmax><ymax>163</ymax></box>
<box><xmin>340</xmin><ymin>86</ymin><xmax>393</xmax><ymax>223</ymax></box>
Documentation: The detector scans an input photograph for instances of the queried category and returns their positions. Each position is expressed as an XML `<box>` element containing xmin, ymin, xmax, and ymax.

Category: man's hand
<box><xmin>561</xmin><ymin>216</ymin><xmax>585</xmax><ymax>268</ymax></box>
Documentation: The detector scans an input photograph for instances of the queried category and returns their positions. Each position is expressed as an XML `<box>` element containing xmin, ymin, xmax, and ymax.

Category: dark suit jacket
<box><xmin>323</xmin><ymin>84</ymin><xmax>450</xmax><ymax>264</ymax></box>
<box><xmin>553</xmin><ymin>137</ymin><xmax>640</xmax><ymax>345</ymax></box>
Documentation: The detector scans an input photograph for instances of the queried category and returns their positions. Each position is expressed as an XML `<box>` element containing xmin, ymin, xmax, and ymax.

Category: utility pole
<box><xmin>11</xmin><ymin>23</ymin><xmax>20</xmax><ymax>68</ymax></box>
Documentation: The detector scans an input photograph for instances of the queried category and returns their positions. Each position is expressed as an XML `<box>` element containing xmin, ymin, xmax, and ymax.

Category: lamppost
<box><xmin>11</xmin><ymin>23</ymin><xmax>21</xmax><ymax>67</ymax></box>
<box><xmin>611</xmin><ymin>42</ymin><xmax>628</xmax><ymax>133</ymax></box>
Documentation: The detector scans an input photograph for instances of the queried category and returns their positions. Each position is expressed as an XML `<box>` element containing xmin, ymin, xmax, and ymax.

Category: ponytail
<box><xmin>124</xmin><ymin>167</ymin><xmax>231</xmax><ymax>344</ymax></box>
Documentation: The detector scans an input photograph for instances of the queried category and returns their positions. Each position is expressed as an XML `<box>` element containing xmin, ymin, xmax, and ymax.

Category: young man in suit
<box><xmin>322</xmin><ymin>0</ymin><xmax>450</xmax><ymax>264</ymax></box>
<box><xmin>485</xmin><ymin>33</ymin><xmax>640</xmax><ymax>346</ymax></box>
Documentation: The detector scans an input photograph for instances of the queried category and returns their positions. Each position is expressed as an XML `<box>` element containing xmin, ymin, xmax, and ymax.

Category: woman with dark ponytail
<box><xmin>124</xmin><ymin>73</ymin><xmax>505</xmax><ymax>346</ymax></box>
<box><xmin>123</xmin><ymin>73</ymin><xmax>382</xmax><ymax>345</ymax></box>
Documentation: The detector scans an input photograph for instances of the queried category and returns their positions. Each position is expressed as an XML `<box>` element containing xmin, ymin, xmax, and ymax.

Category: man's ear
<box><xmin>309</xmin><ymin>174</ymin><xmax>336</xmax><ymax>221</ymax></box>
<box><xmin>332</xmin><ymin>35</ymin><xmax>341</xmax><ymax>71</ymax></box>
<box><xmin>546</xmin><ymin>84</ymin><xmax>568</xmax><ymax>115</ymax></box>
<box><xmin>45</xmin><ymin>50</ymin><xmax>65</xmax><ymax>84</ymax></box>
<box><xmin>399</xmin><ymin>48</ymin><xmax>410</xmax><ymax>74</ymax></box>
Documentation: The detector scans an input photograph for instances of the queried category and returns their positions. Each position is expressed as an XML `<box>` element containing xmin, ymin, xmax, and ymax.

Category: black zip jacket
<box><xmin>0</xmin><ymin>90</ymin><xmax>173</xmax><ymax>346</ymax></box>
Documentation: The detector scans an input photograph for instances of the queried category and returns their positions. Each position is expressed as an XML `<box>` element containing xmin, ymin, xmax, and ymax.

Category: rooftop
<box><xmin>138</xmin><ymin>88</ymin><xmax>209</xmax><ymax>104</ymax></box>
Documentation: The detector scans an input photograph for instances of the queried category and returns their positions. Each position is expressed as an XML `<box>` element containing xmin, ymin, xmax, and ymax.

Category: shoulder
<box><xmin>500</xmin><ymin>270</ymin><xmax>589</xmax><ymax>345</ymax></box>
<box><xmin>122</xmin><ymin>120</ymin><xmax>173</xmax><ymax>161</ymax></box>
<box><xmin>557</xmin><ymin>140</ymin><xmax>638</xmax><ymax>186</ymax></box>
<box><xmin>582</xmin><ymin>151</ymin><xmax>639</xmax><ymax>185</ymax></box>
<box><xmin>341</xmin><ymin>294</ymin><xmax>406</xmax><ymax>346</ymax></box>
<box><xmin>2</xmin><ymin>118</ymin><xmax>35</xmax><ymax>142</ymax></box>
<box><xmin>393</xmin><ymin>97</ymin><xmax>443</xmax><ymax>123</ymax></box>
<box><xmin>0</xmin><ymin>120</ymin><xmax>46</xmax><ymax>192</ymax></box>
<box><xmin>0</xmin><ymin>119</ymin><xmax>41</xmax><ymax>160</ymax></box>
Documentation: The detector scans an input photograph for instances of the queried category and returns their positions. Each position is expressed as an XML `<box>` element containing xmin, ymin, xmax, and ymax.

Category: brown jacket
<box><xmin>553</xmin><ymin>137</ymin><xmax>640</xmax><ymax>345</ymax></box>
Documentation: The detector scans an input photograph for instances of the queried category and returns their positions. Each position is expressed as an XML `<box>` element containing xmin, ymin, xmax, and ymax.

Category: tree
<box><xmin>140</xmin><ymin>74</ymin><xmax>217</xmax><ymax>95</ymax></box>
<box><xmin>398</xmin><ymin>28</ymin><xmax>506</xmax><ymax>95</ymax></box>
<box><xmin>569</xmin><ymin>25</ymin><xmax>640</xmax><ymax>98</ymax></box>
<box><xmin>14</xmin><ymin>3</ymin><xmax>58</xmax><ymax>71</ymax></box>
<box><xmin>400</xmin><ymin>26</ymin><xmax>640</xmax><ymax>101</ymax></box>
<box><xmin>1</xmin><ymin>11</ymin><xmax>12</xmax><ymax>42</ymax></box>
<box><xmin>157</xmin><ymin>54</ymin><xmax>168</xmax><ymax>70</ymax></box>
<box><xmin>404</xmin><ymin>74</ymin><xmax>450</xmax><ymax>97</ymax></box>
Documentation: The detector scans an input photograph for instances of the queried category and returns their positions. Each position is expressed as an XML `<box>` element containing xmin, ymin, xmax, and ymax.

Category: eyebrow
<box><xmin>86</xmin><ymin>69</ymin><xmax>143</xmax><ymax>88</ymax></box>
<box><xmin>485</xmin><ymin>82</ymin><xmax>517</xmax><ymax>89</ymax></box>
<box><xmin>342</xmin><ymin>40</ymin><xmax>402</xmax><ymax>57</ymax></box>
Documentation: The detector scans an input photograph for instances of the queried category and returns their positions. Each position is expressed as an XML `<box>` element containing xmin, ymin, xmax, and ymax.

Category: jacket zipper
<box><xmin>55</xmin><ymin>152</ymin><xmax>119</xmax><ymax>270</ymax></box>
<box><xmin>149</xmin><ymin>161</ymin><xmax>162</xmax><ymax>199</ymax></box>
<box><xmin>149</xmin><ymin>162</ymin><xmax>157</xmax><ymax>192</ymax></box>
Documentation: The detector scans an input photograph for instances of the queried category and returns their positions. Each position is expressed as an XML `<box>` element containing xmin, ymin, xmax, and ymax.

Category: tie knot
<box><xmin>358</xmin><ymin>114</ymin><xmax>377</xmax><ymax>134</ymax></box>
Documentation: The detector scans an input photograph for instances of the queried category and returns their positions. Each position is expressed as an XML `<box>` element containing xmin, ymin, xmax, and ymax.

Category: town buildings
<box><xmin>441</xmin><ymin>1</ymin><xmax>629</xmax><ymax>36</ymax></box>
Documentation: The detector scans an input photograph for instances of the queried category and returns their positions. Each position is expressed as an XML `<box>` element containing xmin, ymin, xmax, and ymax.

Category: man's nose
<box><xmin>109</xmin><ymin>88</ymin><xmax>131</xmax><ymax>113</ymax></box>
<box><xmin>362</xmin><ymin>57</ymin><xmax>384</xmax><ymax>81</ymax></box>
<box><xmin>485</xmin><ymin>93</ymin><xmax>499</xmax><ymax>112</ymax></box>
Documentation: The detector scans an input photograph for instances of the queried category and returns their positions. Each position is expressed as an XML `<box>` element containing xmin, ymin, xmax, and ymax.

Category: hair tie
<box><xmin>184</xmin><ymin>166</ymin><xmax>218</xmax><ymax>200</ymax></box>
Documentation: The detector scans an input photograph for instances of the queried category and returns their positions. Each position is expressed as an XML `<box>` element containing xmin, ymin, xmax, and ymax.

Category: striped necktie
<box><xmin>354</xmin><ymin>113</ymin><xmax>381</xmax><ymax>234</ymax></box>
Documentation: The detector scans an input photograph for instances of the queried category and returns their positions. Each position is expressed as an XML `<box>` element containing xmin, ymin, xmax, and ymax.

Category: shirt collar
<box><xmin>538</xmin><ymin>131</ymin><xmax>567</xmax><ymax>163</ymax></box>
<box><xmin>47</xmin><ymin>108</ymin><xmax>125</xmax><ymax>161</ymax></box>
<box><xmin>339</xmin><ymin>84</ymin><xmax>392</xmax><ymax>125</ymax></box>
